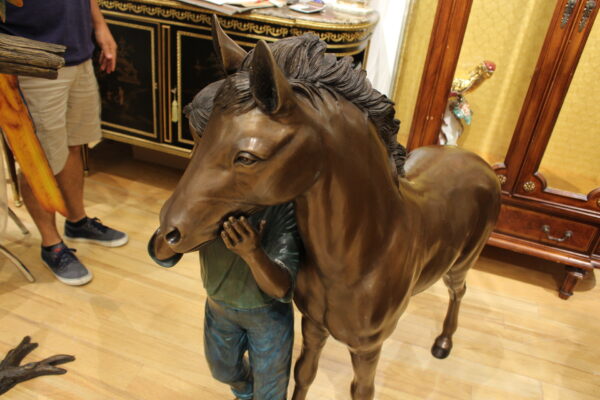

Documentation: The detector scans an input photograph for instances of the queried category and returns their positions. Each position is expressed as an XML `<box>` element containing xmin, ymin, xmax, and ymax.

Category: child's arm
<box><xmin>222</xmin><ymin>216</ymin><xmax>292</xmax><ymax>299</ymax></box>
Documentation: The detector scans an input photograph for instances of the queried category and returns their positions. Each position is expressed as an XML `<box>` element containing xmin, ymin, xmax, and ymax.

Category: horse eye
<box><xmin>235</xmin><ymin>152</ymin><xmax>259</xmax><ymax>166</ymax></box>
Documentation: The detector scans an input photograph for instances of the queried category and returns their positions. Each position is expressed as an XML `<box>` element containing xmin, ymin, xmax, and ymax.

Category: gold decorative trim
<box><xmin>102</xmin><ymin>121</ymin><xmax>156</xmax><ymax>139</ymax></box>
<box><xmin>596</xmin><ymin>198</ymin><xmax>600</xmax><ymax>208</ymax></box>
<box><xmin>99</xmin><ymin>0</ymin><xmax>374</xmax><ymax>44</ymax></box>
<box><xmin>497</xmin><ymin>174</ymin><xmax>507</xmax><ymax>185</ymax></box>
<box><xmin>101</xmin><ymin>0</ymin><xmax>377</xmax><ymax>30</ymax></box>
<box><xmin>101</xmin><ymin>0</ymin><xmax>211</xmax><ymax>25</ymax></box>
<box><xmin>523</xmin><ymin>181</ymin><xmax>536</xmax><ymax>193</ymax></box>
<box><xmin>287</xmin><ymin>28</ymin><xmax>372</xmax><ymax>44</ymax></box>
<box><xmin>162</xmin><ymin>24</ymin><xmax>171</xmax><ymax>143</ymax></box>
<box><xmin>102</xmin><ymin>129</ymin><xmax>192</xmax><ymax>158</ymax></box>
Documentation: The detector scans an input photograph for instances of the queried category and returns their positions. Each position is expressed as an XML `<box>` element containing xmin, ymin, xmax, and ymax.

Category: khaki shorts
<box><xmin>18</xmin><ymin>59</ymin><xmax>102</xmax><ymax>174</ymax></box>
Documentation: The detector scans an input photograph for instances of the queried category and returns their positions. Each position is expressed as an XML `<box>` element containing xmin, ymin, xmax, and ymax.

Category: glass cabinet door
<box><xmin>452</xmin><ymin>0</ymin><xmax>556</xmax><ymax>167</ymax></box>
<box><xmin>393</xmin><ymin>0</ymin><xmax>558</xmax><ymax>164</ymax></box>
<box><xmin>97</xmin><ymin>18</ymin><xmax>160</xmax><ymax>142</ymax></box>
<box><xmin>538</xmin><ymin>13</ymin><xmax>600</xmax><ymax>198</ymax></box>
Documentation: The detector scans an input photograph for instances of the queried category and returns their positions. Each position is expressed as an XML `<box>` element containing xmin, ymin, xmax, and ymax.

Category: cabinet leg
<box><xmin>558</xmin><ymin>266</ymin><xmax>586</xmax><ymax>300</ymax></box>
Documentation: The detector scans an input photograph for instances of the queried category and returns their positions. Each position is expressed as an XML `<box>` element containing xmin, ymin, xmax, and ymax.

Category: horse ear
<box><xmin>212</xmin><ymin>15</ymin><xmax>247</xmax><ymax>74</ymax></box>
<box><xmin>250</xmin><ymin>40</ymin><xmax>295</xmax><ymax>115</ymax></box>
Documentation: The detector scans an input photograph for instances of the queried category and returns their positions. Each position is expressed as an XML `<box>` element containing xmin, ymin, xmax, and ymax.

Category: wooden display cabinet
<box><xmin>404</xmin><ymin>0</ymin><xmax>599</xmax><ymax>299</ymax></box>
<box><xmin>97</xmin><ymin>0</ymin><xmax>378</xmax><ymax>157</ymax></box>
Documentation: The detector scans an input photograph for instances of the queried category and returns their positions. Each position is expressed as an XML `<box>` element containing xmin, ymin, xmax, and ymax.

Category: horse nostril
<box><xmin>165</xmin><ymin>228</ymin><xmax>182</xmax><ymax>245</ymax></box>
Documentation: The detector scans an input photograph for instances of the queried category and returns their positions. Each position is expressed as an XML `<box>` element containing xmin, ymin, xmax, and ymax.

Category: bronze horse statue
<box><xmin>150</xmin><ymin>18</ymin><xmax>501</xmax><ymax>400</ymax></box>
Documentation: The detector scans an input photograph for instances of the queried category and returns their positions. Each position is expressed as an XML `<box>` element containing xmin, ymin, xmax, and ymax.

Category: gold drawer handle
<box><xmin>542</xmin><ymin>225</ymin><xmax>573</xmax><ymax>242</ymax></box>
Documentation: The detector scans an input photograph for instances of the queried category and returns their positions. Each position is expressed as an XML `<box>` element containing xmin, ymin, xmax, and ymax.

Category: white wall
<box><xmin>364</xmin><ymin>0</ymin><xmax>411</xmax><ymax>96</ymax></box>
<box><xmin>322</xmin><ymin>0</ymin><xmax>410</xmax><ymax>95</ymax></box>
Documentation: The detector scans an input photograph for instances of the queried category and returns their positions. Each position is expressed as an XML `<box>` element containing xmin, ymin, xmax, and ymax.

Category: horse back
<box><xmin>404</xmin><ymin>145</ymin><xmax>500</xmax><ymax>212</ymax></box>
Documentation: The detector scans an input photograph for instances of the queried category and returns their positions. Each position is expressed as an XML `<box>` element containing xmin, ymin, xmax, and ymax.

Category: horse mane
<box><xmin>185</xmin><ymin>34</ymin><xmax>407</xmax><ymax>175</ymax></box>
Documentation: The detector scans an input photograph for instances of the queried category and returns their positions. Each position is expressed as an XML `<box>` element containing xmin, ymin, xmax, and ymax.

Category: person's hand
<box><xmin>221</xmin><ymin>216</ymin><xmax>266</xmax><ymax>257</ymax></box>
<box><xmin>95</xmin><ymin>24</ymin><xmax>117</xmax><ymax>73</ymax></box>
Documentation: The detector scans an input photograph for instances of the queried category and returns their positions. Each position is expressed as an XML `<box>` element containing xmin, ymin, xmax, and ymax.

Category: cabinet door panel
<box><xmin>453</xmin><ymin>0</ymin><xmax>555</xmax><ymax>168</ymax></box>
<box><xmin>170</xmin><ymin>29</ymin><xmax>229</xmax><ymax>149</ymax></box>
<box><xmin>97</xmin><ymin>18</ymin><xmax>160</xmax><ymax>141</ymax></box>
<box><xmin>511</xmin><ymin>1</ymin><xmax>600</xmax><ymax>212</ymax></box>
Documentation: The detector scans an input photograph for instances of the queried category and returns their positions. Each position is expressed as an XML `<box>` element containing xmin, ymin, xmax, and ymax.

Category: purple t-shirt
<box><xmin>0</xmin><ymin>0</ymin><xmax>94</xmax><ymax>66</ymax></box>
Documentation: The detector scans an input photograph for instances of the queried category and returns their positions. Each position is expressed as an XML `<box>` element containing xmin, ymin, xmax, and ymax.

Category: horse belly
<box><xmin>321</xmin><ymin>269</ymin><xmax>414</xmax><ymax>349</ymax></box>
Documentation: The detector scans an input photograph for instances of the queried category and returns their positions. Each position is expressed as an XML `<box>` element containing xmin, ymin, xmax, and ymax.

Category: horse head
<box><xmin>154</xmin><ymin>21</ymin><xmax>324</xmax><ymax>254</ymax></box>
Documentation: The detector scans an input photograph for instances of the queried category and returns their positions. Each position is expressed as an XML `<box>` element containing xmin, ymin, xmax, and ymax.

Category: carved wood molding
<box><xmin>406</xmin><ymin>0</ymin><xmax>473</xmax><ymax>150</ymax></box>
<box><xmin>98</xmin><ymin>0</ymin><xmax>376</xmax><ymax>44</ymax></box>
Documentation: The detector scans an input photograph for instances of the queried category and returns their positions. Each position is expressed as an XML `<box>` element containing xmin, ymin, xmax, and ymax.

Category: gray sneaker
<box><xmin>64</xmin><ymin>217</ymin><xmax>128</xmax><ymax>248</ymax></box>
<box><xmin>41</xmin><ymin>243</ymin><xmax>93</xmax><ymax>286</ymax></box>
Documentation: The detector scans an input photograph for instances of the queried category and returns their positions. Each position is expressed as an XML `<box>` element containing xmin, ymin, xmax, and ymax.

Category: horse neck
<box><xmin>295</xmin><ymin>97</ymin><xmax>409</xmax><ymax>274</ymax></box>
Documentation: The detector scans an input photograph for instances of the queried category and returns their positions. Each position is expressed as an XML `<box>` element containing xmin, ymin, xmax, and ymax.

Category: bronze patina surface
<box><xmin>151</xmin><ymin>17</ymin><xmax>501</xmax><ymax>400</ymax></box>
<box><xmin>0</xmin><ymin>336</ymin><xmax>74</xmax><ymax>395</ymax></box>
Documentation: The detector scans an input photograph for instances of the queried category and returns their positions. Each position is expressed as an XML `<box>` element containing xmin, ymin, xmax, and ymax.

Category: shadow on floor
<box><xmin>476</xmin><ymin>245</ymin><xmax>596</xmax><ymax>294</ymax></box>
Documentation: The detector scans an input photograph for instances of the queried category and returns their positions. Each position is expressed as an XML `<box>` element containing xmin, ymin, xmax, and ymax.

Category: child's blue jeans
<box><xmin>204</xmin><ymin>298</ymin><xmax>294</xmax><ymax>400</ymax></box>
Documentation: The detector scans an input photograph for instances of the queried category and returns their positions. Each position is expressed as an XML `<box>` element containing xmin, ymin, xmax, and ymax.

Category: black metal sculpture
<box><xmin>0</xmin><ymin>336</ymin><xmax>74</xmax><ymax>395</ymax></box>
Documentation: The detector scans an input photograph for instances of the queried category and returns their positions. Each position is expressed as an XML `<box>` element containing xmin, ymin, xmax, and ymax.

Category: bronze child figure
<box><xmin>150</xmin><ymin>81</ymin><xmax>303</xmax><ymax>400</ymax></box>
<box><xmin>151</xmin><ymin>17</ymin><xmax>501</xmax><ymax>400</ymax></box>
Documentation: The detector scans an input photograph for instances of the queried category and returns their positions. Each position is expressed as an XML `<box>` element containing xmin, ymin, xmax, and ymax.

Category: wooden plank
<box><xmin>0</xmin><ymin>32</ymin><xmax>65</xmax><ymax>55</ymax></box>
<box><xmin>0</xmin><ymin>61</ymin><xmax>57</xmax><ymax>79</ymax></box>
<box><xmin>0</xmin><ymin>33</ymin><xmax>64</xmax><ymax>78</ymax></box>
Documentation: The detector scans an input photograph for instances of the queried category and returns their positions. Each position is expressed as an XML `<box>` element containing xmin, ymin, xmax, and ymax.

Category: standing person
<box><xmin>0</xmin><ymin>0</ymin><xmax>128</xmax><ymax>286</ymax></box>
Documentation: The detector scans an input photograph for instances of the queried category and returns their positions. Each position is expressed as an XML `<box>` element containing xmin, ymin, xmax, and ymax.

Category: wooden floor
<box><xmin>1</xmin><ymin>141</ymin><xmax>599</xmax><ymax>400</ymax></box>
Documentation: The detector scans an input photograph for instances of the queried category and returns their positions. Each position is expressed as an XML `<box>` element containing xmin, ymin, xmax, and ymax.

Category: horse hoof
<box><xmin>431</xmin><ymin>344</ymin><xmax>451</xmax><ymax>359</ymax></box>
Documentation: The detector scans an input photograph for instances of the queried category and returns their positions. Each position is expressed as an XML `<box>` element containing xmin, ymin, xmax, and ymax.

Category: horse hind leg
<box><xmin>431</xmin><ymin>252</ymin><xmax>477</xmax><ymax>359</ymax></box>
<box><xmin>292</xmin><ymin>316</ymin><xmax>329</xmax><ymax>400</ymax></box>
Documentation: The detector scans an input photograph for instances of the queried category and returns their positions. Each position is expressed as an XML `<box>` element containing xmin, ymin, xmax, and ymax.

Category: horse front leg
<box><xmin>349</xmin><ymin>345</ymin><xmax>382</xmax><ymax>400</ymax></box>
<box><xmin>292</xmin><ymin>316</ymin><xmax>329</xmax><ymax>400</ymax></box>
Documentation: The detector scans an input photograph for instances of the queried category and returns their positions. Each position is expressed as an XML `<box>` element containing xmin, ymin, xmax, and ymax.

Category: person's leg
<box><xmin>61</xmin><ymin>60</ymin><xmax>95</xmax><ymax>224</ymax></box>
<box><xmin>204</xmin><ymin>299</ymin><xmax>253</xmax><ymax>399</ymax></box>
<box><xmin>56</xmin><ymin>145</ymin><xmax>86</xmax><ymax>223</ymax></box>
<box><xmin>246</xmin><ymin>302</ymin><xmax>294</xmax><ymax>400</ymax></box>
<box><xmin>19</xmin><ymin>175</ymin><xmax>60</xmax><ymax>247</ymax></box>
<box><xmin>17</xmin><ymin>69</ymin><xmax>92</xmax><ymax>286</ymax></box>
<box><xmin>17</xmin><ymin>68</ymin><xmax>72</xmax><ymax>246</ymax></box>
<box><xmin>61</xmin><ymin>60</ymin><xmax>128</xmax><ymax>247</ymax></box>
<box><xmin>19</xmin><ymin>169</ymin><xmax>92</xmax><ymax>286</ymax></box>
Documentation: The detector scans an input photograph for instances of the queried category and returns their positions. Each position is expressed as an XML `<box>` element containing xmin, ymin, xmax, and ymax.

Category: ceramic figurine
<box><xmin>440</xmin><ymin>60</ymin><xmax>496</xmax><ymax>145</ymax></box>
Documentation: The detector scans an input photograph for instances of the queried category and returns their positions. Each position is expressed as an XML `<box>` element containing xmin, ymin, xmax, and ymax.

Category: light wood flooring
<box><xmin>1</xmin><ymin>141</ymin><xmax>599</xmax><ymax>400</ymax></box>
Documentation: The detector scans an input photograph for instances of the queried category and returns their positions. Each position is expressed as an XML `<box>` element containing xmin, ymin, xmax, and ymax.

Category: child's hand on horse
<box><xmin>221</xmin><ymin>216</ymin><xmax>267</xmax><ymax>256</ymax></box>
